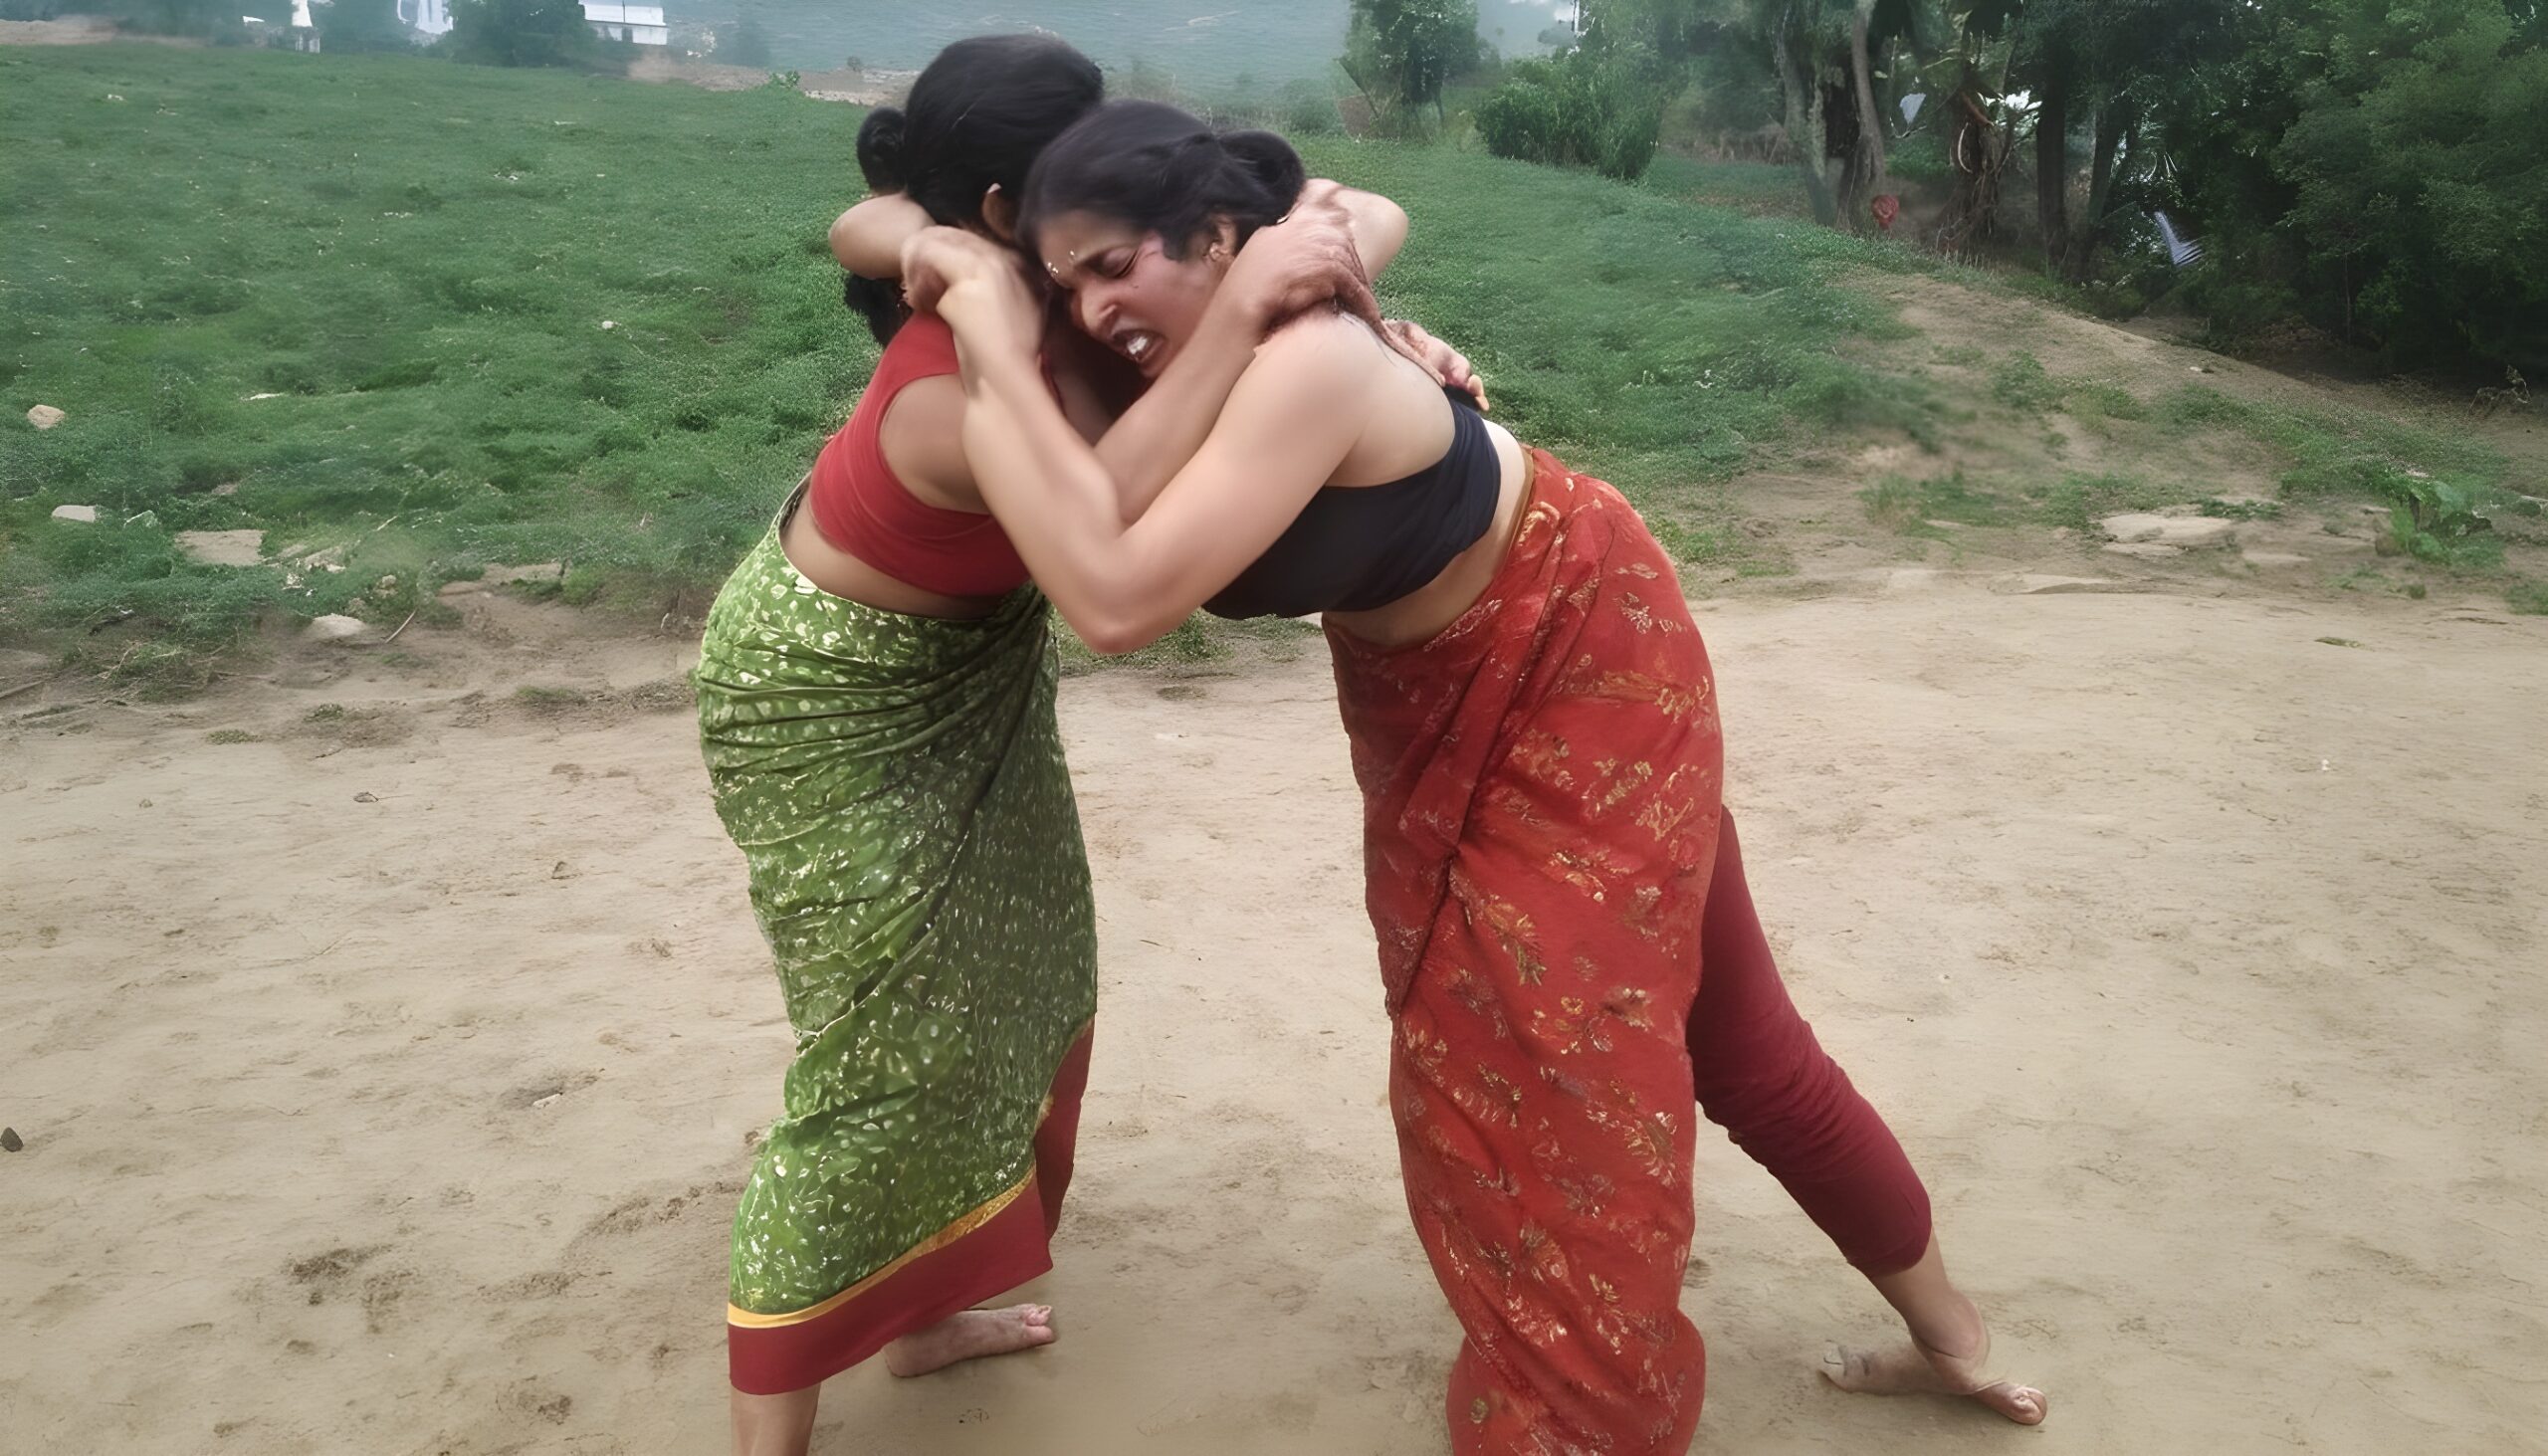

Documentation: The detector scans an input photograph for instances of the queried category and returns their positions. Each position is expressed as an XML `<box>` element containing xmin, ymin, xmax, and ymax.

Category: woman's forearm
<box><xmin>1090</xmin><ymin>292</ymin><xmax>1265</xmax><ymax>524</ymax></box>
<box><xmin>831</xmin><ymin>194</ymin><xmax>932</xmax><ymax>277</ymax></box>
<box><xmin>955</xmin><ymin>341</ymin><xmax>1174</xmax><ymax>651</ymax></box>
<box><xmin>1342</xmin><ymin>189</ymin><xmax>1409</xmax><ymax>276</ymax></box>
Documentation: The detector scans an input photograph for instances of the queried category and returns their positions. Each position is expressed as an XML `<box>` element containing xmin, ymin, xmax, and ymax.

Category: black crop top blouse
<box><xmin>1203</xmin><ymin>387</ymin><xmax>1502</xmax><ymax>620</ymax></box>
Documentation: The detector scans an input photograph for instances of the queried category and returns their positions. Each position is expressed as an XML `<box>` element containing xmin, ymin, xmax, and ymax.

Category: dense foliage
<box><xmin>1512</xmin><ymin>0</ymin><xmax>2547</xmax><ymax>369</ymax></box>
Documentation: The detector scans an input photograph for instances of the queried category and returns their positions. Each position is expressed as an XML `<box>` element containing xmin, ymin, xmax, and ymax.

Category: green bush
<box><xmin>2183</xmin><ymin>267</ymin><xmax>2300</xmax><ymax>352</ymax></box>
<box><xmin>1474</xmin><ymin>50</ymin><xmax>1663</xmax><ymax>180</ymax></box>
<box><xmin>319</xmin><ymin>0</ymin><xmax>413</xmax><ymax>54</ymax></box>
<box><xmin>1281</xmin><ymin>77</ymin><xmax>1343</xmax><ymax>135</ymax></box>
<box><xmin>449</xmin><ymin>0</ymin><xmax>615</xmax><ymax>70</ymax></box>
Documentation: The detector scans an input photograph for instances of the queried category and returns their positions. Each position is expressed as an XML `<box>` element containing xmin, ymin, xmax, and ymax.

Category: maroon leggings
<box><xmin>1689</xmin><ymin>811</ymin><xmax>1935</xmax><ymax>1276</ymax></box>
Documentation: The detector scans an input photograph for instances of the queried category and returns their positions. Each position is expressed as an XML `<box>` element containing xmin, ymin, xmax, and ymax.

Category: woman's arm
<box><xmin>831</xmin><ymin>193</ymin><xmax>932</xmax><ymax>278</ymax></box>
<box><xmin>1088</xmin><ymin>189</ymin><xmax>1380</xmax><ymax>521</ymax></box>
<box><xmin>833</xmin><ymin>180</ymin><xmax>1403</xmax><ymax>291</ymax></box>
<box><xmin>836</xmin><ymin>182</ymin><xmax>1402</xmax><ymax>520</ymax></box>
<box><xmin>1339</xmin><ymin>184</ymin><xmax>1409</xmax><ymax>276</ymax></box>
<box><xmin>907</xmin><ymin>229</ymin><xmax>1376</xmax><ymax>654</ymax></box>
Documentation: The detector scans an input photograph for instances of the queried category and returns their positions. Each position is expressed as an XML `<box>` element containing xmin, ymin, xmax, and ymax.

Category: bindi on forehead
<box><xmin>1043</xmin><ymin>238</ymin><xmax>1144</xmax><ymax>288</ymax></box>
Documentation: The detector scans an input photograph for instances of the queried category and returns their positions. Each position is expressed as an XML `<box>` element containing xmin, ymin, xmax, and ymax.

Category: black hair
<box><xmin>841</xmin><ymin>34</ymin><xmax>1105</xmax><ymax>344</ymax></box>
<box><xmin>1018</xmin><ymin>101</ymin><xmax>1307</xmax><ymax>265</ymax></box>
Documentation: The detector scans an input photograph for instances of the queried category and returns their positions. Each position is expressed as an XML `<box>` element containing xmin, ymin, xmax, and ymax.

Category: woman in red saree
<box><xmin>901</xmin><ymin>102</ymin><xmax>2047</xmax><ymax>1451</ymax></box>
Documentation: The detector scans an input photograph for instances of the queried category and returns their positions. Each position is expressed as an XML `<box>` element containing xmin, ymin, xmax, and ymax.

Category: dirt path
<box><xmin>0</xmin><ymin>17</ymin><xmax>199</xmax><ymax>45</ymax></box>
<box><xmin>627</xmin><ymin>53</ymin><xmax>913</xmax><ymax>104</ymax></box>
<box><xmin>1716</xmin><ymin>273</ymin><xmax>2548</xmax><ymax>613</ymax></box>
<box><xmin>5</xmin><ymin>571</ymin><xmax>2543</xmax><ymax>1453</ymax></box>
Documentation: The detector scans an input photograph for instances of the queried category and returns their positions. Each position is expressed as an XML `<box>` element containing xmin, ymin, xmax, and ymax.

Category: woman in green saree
<box><xmin>693</xmin><ymin>34</ymin><xmax>1441</xmax><ymax>1456</ymax></box>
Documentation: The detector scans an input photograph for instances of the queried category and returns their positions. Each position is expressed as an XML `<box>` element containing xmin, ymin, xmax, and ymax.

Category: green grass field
<box><xmin>4</xmin><ymin>44</ymin><xmax>2535</xmax><ymax>681</ymax></box>
<box><xmin>0</xmin><ymin>43</ymin><xmax>1933</xmax><ymax>661</ymax></box>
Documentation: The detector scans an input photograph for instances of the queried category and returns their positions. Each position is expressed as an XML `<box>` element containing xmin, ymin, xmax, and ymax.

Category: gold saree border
<box><xmin>726</xmin><ymin>1019</ymin><xmax>1092</xmax><ymax>1331</ymax></box>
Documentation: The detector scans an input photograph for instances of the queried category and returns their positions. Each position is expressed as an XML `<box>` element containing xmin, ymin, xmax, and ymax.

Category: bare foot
<box><xmin>881</xmin><ymin>1305</ymin><xmax>1056</xmax><ymax>1378</ymax></box>
<box><xmin>1821</xmin><ymin>1328</ymin><xmax>2048</xmax><ymax>1426</ymax></box>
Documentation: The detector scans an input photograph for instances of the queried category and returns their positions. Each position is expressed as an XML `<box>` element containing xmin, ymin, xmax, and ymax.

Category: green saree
<box><xmin>694</xmin><ymin>508</ymin><xmax>1098</xmax><ymax>1394</ymax></box>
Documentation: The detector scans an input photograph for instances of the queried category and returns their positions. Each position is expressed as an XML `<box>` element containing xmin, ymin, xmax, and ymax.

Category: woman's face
<box><xmin>1034</xmin><ymin>211</ymin><xmax>1230</xmax><ymax>379</ymax></box>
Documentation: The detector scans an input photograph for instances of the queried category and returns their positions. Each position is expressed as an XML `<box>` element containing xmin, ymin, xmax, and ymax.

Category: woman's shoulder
<box><xmin>1251</xmin><ymin>308</ymin><xmax>1388</xmax><ymax>385</ymax></box>
<box><xmin>881</xmin><ymin>311</ymin><xmax>960</xmax><ymax>373</ymax></box>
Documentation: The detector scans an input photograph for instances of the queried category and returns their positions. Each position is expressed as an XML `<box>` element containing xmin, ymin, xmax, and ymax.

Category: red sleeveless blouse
<box><xmin>804</xmin><ymin>313</ymin><xmax>1029</xmax><ymax>597</ymax></box>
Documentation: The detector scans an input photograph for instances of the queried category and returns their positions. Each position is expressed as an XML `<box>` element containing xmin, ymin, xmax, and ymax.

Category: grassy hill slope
<box><xmin>3</xmin><ymin>43</ymin><xmax>2534</xmax><ymax>689</ymax></box>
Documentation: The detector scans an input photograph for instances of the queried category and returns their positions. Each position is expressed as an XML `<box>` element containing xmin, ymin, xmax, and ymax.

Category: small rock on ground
<box><xmin>175</xmin><ymin>529</ymin><xmax>266</xmax><ymax>566</ymax></box>
<box><xmin>304</xmin><ymin>614</ymin><xmax>367</xmax><ymax>641</ymax></box>
<box><xmin>2006</xmin><ymin>574</ymin><xmax>2128</xmax><ymax>595</ymax></box>
<box><xmin>2099</xmin><ymin>513</ymin><xmax>2238</xmax><ymax>547</ymax></box>
<box><xmin>50</xmin><ymin>504</ymin><xmax>97</xmax><ymax>523</ymax></box>
<box><xmin>438</xmin><ymin>562</ymin><xmax>566</xmax><ymax>597</ymax></box>
<box><xmin>26</xmin><ymin>404</ymin><xmax>65</xmax><ymax>430</ymax></box>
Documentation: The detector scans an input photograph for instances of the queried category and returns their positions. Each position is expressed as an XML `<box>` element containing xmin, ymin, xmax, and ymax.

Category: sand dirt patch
<box><xmin>5</xmin><ymin>575</ymin><xmax>2544</xmax><ymax>1451</ymax></box>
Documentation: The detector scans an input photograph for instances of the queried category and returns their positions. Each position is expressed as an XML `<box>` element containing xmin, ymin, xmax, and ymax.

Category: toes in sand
<box><xmin>883</xmin><ymin>1305</ymin><xmax>1058</xmax><ymax>1378</ymax></box>
<box><xmin>1821</xmin><ymin>1336</ymin><xmax>2048</xmax><ymax>1427</ymax></box>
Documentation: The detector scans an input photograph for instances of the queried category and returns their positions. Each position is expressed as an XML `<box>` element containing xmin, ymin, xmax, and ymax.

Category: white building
<box><xmin>395</xmin><ymin>0</ymin><xmax>452</xmax><ymax>37</ymax></box>
<box><xmin>580</xmin><ymin>2</ymin><xmax>667</xmax><ymax>46</ymax></box>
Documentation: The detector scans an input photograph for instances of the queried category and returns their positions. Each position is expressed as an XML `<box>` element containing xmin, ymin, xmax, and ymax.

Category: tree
<box><xmin>1341</xmin><ymin>0</ymin><xmax>1484</xmax><ymax>123</ymax></box>
<box><xmin>1674</xmin><ymin>0</ymin><xmax>1908</xmax><ymax>229</ymax></box>
<box><xmin>2004</xmin><ymin>0</ymin><xmax>2222</xmax><ymax>279</ymax></box>
<box><xmin>448</xmin><ymin>0</ymin><xmax>593</xmax><ymax>68</ymax></box>
<box><xmin>2269</xmin><ymin>0</ymin><xmax>2548</xmax><ymax>364</ymax></box>
<box><xmin>318</xmin><ymin>0</ymin><xmax>414</xmax><ymax>54</ymax></box>
<box><xmin>1745</xmin><ymin>1</ymin><xmax>1858</xmax><ymax>226</ymax></box>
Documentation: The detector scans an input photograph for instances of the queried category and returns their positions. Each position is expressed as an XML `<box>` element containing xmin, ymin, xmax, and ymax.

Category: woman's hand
<box><xmin>1381</xmin><ymin>317</ymin><xmax>1489</xmax><ymax>413</ymax></box>
<box><xmin>1219</xmin><ymin>181</ymin><xmax>1380</xmax><ymax>331</ymax></box>
<box><xmin>900</xmin><ymin>226</ymin><xmax>1042</xmax><ymax>360</ymax></box>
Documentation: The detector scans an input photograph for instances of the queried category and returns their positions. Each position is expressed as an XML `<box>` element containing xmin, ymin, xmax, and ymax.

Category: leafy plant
<box><xmin>1476</xmin><ymin>58</ymin><xmax>1663</xmax><ymax>179</ymax></box>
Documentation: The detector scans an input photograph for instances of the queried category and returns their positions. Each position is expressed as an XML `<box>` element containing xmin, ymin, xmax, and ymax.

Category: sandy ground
<box><xmin>6</xmin><ymin>566</ymin><xmax>2546</xmax><ymax>1455</ymax></box>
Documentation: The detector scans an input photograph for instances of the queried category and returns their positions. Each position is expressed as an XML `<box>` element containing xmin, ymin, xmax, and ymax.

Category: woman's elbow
<box><xmin>1077</xmin><ymin>617</ymin><xmax>1168</xmax><ymax>657</ymax></box>
<box><xmin>1060</xmin><ymin>601</ymin><xmax>1180</xmax><ymax>657</ymax></box>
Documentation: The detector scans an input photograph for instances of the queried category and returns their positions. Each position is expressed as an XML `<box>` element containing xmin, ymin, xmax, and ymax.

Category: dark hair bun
<box><xmin>1217</xmin><ymin>129</ymin><xmax>1306</xmax><ymax>213</ymax></box>
<box><xmin>1021</xmin><ymin>102</ymin><xmax>1308</xmax><ymax>261</ymax></box>
<box><xmin>856</xmin><ymin>106</ymin><xmax>909</xmax><ymax>195</ymax></box>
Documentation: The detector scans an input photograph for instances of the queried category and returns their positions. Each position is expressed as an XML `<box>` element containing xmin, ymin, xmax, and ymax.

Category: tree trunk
<box><xmin>1339</xmin><ymin>52</ymin><xmax>1384</xmax><ymax>124</ymax></box>
<box><xmin>1772</xmin><ymin>11</ymin><xmax>1840</xmax><ymax>226</ymax></box>
<box><xmin>2063</xmin><ymin>99</ymin><xmax>2128</xmax><ymax>283</ymax></box>
<box><xmin>1848</xmin><ymin>0</ymin><xmax>1890</xmax><ymax>229</ymax></box>
<box><xmin>2033</xmin><ymin>67</ymin><xmax>2070</xmax><ymax>274</ymax></box>
<box><xmin>1822</xmin><ymin>56</ymin><xmax>1863</xmax><ymax>223</ymax></box>
<box><xmin>1936</xmin><ymin>88</ymin><xmax>2007</xmax><ymax>257</ymax></box>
